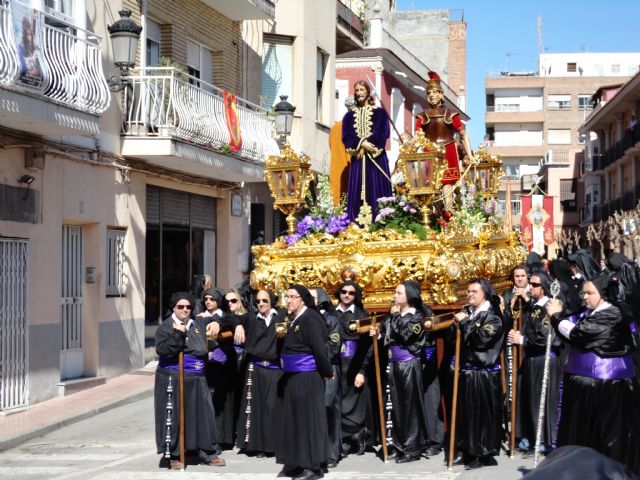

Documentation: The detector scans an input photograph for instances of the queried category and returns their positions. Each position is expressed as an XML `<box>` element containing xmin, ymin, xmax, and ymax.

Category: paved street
<box><xmin>0</xmin><ymin>395</ymin><xmax>534</xmax><ymax>480</ymax></box>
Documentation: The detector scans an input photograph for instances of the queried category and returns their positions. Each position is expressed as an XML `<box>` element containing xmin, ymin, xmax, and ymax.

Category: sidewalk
<box><xmin>0</xmin><ymin>364</ymin><xmax>156</xmax><ymax>452</ymax></box>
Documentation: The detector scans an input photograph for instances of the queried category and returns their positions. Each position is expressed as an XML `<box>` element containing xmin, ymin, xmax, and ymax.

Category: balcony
<box><xmin>203</xmin><ymin>0</ymin><xmax>275</xmax><ymax>20</ymax></box>
<box><xmin>336</xmin><ymin>0</ymin><xmax>365</xmax><ymax>52</ymax></box>
<box><xmin>0</xmin><ymin>1</ymin><xmax>109</xmax><ymax>136</ymax></box>
<box><xmin>121</xmin><ymin>67</ymin><xmax>280</xmax><ymax>182</ymax></box>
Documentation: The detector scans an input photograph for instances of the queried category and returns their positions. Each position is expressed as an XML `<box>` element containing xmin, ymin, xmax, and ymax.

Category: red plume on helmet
<box><xmin>428</xmin><ymin>71</ymin><xmax>441</xmax><ymax>81</ymax></box>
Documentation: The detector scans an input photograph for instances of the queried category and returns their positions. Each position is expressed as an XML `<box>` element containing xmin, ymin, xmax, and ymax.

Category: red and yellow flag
<box><xmin>223</xmin><ymin>91</ymin><xmax>242</xmax><ymax>152</ymax></box>
<box><xmin>521</xmin><ymin>194</ymin><xmax>555</xmax><ymax>255</ymax></box>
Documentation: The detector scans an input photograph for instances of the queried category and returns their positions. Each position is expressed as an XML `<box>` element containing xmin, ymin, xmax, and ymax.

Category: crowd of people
<box><xmin>153</xmin><ymin>249</ymin><xmax>640</xmax><ymax>478</ymax></box>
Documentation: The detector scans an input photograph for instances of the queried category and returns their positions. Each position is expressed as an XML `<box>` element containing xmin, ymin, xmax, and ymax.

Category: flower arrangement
<box><xmin>285</xmin><ymin>174</ymin><xmax>350</xmax><ymax>246</ymax></box>
<box><xmin>370</xmin><ymin>195</ymin><xmax>428</xmax><ymax>240</ymax></box>
<box><xmin>452</xmin><ymin>183</ymin><xmax>504</xmax><ymax>234</ymax></box>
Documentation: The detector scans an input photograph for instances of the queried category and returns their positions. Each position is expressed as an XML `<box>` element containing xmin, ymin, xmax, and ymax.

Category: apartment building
<box><xmin>485</xmin><ymin>52</ymin><xmax>640</xmax><ymax>238</ymax></box>
<box><xmin>580</xmin><ymin>71</ymin><xmax>640</xmax><ymax>255</ymax></box>
<box><xmin>0</xmin><ymin>0</ymin><xmax>278</xmax><ymax>409</ymax></box>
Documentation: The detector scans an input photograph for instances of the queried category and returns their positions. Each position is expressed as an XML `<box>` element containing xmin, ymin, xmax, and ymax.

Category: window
<box><xmin>566</xmin><ymin>62</ymin><xmax>577</xmax><ymax>73</ymax></box>
<box><xmin>578</xmin><ymin>94</ymin><xmax>592</xmax><ymax>110</ymax></box>
<box><xmin>547</xmin><ymin>94</ymin><xmax>571</xmax><ymax>110</ymax></box>
<box><xmin>548</xmin><ymin>129</ymin><xmax>571</xmax><ymax>145</ymax></box>
<box><xmin>316</xmin><ymin>50</ymin><xmax>328</xmax><ymax>122</ymax></box>
<box><xmin>261</xmin><ymin>35</ymin><xmax>293</xmax><ymax>109</ymax></box>
<box><xmin>511</xmin><ymin>193</ymin><xmax>522</xmax><ymax>215</ymax></box>
<box><xmin>106</xmin><ymin>228</ymin><xmax>126</xmax><ymax>296</ymax></box>
<box><xmin>560</xmin><ymin>179</ymin><xmax>577</xmax><ymax>212</ymax></box>
<box><xmin>44</xmin><ymin>0</ymin><xmax>74</xmax><ymax>21</ymax></box>
<box><xmin>611</xmin><ymin>64</ymin><xmax>620</xmax><ymax>74</ymax></box>
<box><xmin>146</xmin><ymin>19</ymin><xmax>161</xmax><ymax>67</ymax></box>
<box><xmin>187</xmin><ymin>40</ymin><xmax>213</xmax><ymax>88</ymax></box>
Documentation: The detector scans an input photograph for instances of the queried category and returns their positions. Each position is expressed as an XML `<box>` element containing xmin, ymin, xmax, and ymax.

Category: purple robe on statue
<box><xmin>341</xmin><ymin>105</ymin><xmax>392</xmax><ymax>222</ymax></box>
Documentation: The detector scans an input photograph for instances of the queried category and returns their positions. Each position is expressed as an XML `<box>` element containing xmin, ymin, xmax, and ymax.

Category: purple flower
<box><xmin>379</xmin><ymin>207</ymin><xmax>395</xmax><ymax>217</ymax></box>
<box><xmin>409</xmin><ymin>208</ymin><xmax>417</xmax><ymax>214</ymax></box>
<box><xmin>285</xmin><ymin>233</ymin><xmax>302</xmax><ymax>246</ymax></box>
<box><xmin>326</xmin><ymin>213</ymin><xmax>350</xmax><ymax>234</ymax></box>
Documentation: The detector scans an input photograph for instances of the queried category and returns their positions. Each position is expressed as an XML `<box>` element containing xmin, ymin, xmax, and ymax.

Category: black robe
<box><xmin>154</xmin><ymin>315</ymin><xmax>218</xmax><ymax>456</ymax></box>
<box><xmin>516</xmin><ymin>300</ymin><xmax>562</xmax><ymax>448</ymax></box>
<box><xmin>236</xmin><ymin>309</ymin><xmax>284</xmax><ymax>454</ymax></box>
<box><xmin>382</xmin><ymin>309</ymin><xmax>429</xmax><ymax>455</ymax></box>
<box><xmin>275</xmin><ymin>307</ymin><xmax>332</xmax><ymax>470</ymax></box>
<box><xmin>335</xmin><ymin>306</ymin><xmax>373</xmax><ymax>440</ymax></box>
<box><xmin>202</xmin><ymin>311</ymin><xmax>242</xmax><ymax>448</ymax></box>
<box><xmin>321</xmin><ymin>308</ymin><xmax>343</xmax><ymax>464</ymax></box>
<box><xmin>553</xmin><ymin>304</ymin><xmax>640</xmax><ymax>474</ymax></box>
<box><xmin>454</xmin><ymin>306</ymin><xmax>505</xmax><ymax>458</ymax></box>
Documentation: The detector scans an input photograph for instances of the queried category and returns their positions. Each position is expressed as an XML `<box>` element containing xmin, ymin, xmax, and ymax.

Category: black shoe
<box><xmin>466</xmin><ymin>457</ymin><xmax>482</xmax><ymax>470</ymax></box>
<box><xmin>480</xmin><ymin>455</ymin><xmax>497</xmax><ymax>466</ymax></box>
<box><xmin>293</xmin><ymin>469</ymin><xmax>323</xmax><ymax>480</ymax></box>
<box><xmin>355</xmin><ymin>429</ymin><xmax>367</xmax><ymax>455</ymax></box>
<box><xmin>277</xmin><ymin>466</ymin><xmax>302</xmax><ymax>478</ymax></box>
<box><xmin>425</xmin><ymin>445</ymin><xmax>443</xmax><ymax>456</ymax></box>
<box><xmin>396</xmin><ymin>452</ymin><xmax>420</xmax><ymax>464</ymax></box>
<box><xmin>326</xmin><ymin>461</ymin><xmax>337</xmax><ymax>469</ymax></box>
<box><xmin>446</xmin><ymin>451</ymin><xmax>464</xmax><ymax>466</ymax></box>
<box><xmin>255</xmin><ymin>452</ymin><xmax>266</xmax><ymax>458</ymax></box>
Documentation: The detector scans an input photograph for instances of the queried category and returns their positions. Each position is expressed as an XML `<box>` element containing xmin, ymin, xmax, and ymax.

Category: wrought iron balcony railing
<box><xmin>123</xmin><ymin>67</ymin><xmax>280</xmax><ymax>162</ymax></box>
<box><xmin>0</xmin><ymin>0</ymin><xmax>110</xmax><ymax>115</ymax></box>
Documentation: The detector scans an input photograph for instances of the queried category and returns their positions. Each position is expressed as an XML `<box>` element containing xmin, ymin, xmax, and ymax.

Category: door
<box><xmin>61</xmin><ymin>225</ymin><xmax>83</xmax><ymax>379</ymax></box>
<box><xmin>0</xmin><ymin>238</ymin><xmax>29</xmax><ymax>410</ymax></box>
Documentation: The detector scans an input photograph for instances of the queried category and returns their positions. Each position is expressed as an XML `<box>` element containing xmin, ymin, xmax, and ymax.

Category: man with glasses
<box><xmin>154</xmin><ymin>291</ymin><xmax>226</xmax><ymax>469</ymax></box>
<box><xmin>334</xmin><ymin>280</ymin><xmax>371</xmax><ymax>456</ymax></box>
<box><xmin>236</xmin><ymin>289</ymin><xmax>283</xmax><ymax>459</ymax></box>
<box><xmin>508</xmin><ymin>271</ymin><xmax>561</xmax><ymax>457</ymax></box>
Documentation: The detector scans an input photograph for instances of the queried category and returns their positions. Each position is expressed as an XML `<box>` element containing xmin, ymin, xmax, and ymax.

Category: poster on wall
<box><xmin>521</xmin><ymin>194</ymin><xmax>555</xmax><ymax>256</ymax></box>
<box><xmin>11</xmin><ymin>1</ymin><xmax>45</xmax><ymax>90</ymax></box>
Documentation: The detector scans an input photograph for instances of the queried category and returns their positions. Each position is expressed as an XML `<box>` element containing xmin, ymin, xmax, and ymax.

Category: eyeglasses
<box><xmin>341</xmin><ymin>290</ymin><xmax>356</xmax><ymax>296</ymax></box>
<box><xmin>529</xmin><ymin>282</ymin><xmax>542</xmax><ymax>288</ymax></box>
<box><xmin>255</xmin><ymin>298</ymin><xmax>270</xmax><ymax>304</ymax></box>
<box><xmin>285</xmin><ymin>294</ymin><xmax>301</xmax><ymax>300</ymax></box>
<box><xmin>204</xmin><ymin>296</ymin><xmax>216</xmax><ymax>302</ymax></box>
<box><xmin>175</xmin><ymin>304</ymin><xmax>191</xmax><ymax>310</ymax></box>
<box><xmin>226</xmin><ymin>298</ymin><xmax>238</xmax><ymax>304</ymax></box>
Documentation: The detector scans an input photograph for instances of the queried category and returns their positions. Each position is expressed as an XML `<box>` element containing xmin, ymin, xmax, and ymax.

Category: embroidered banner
<box><xmin>223</xmin><ymin>91</ymin><xmax>242</xmax><ymax>152</ymax></box>
<box><xmin>521</xmin><ymin>194</ymin><xmax>555</xmax><ymax>255</ymax></box>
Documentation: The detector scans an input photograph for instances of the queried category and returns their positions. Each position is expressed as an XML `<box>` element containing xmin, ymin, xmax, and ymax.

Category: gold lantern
<box><xmin>397</xmin><ymin>130</ymin><xmax>447</xmax><ymax>224</ymax></box>
<box><xmin>466</xmin><ymin>145</ymin><xmax>504</xmax><ymax>197</ymax></box>
<box><xmin>264</xmin><ymin>143</ymin><xmax>313</xmax><ymax>235</ymax></box>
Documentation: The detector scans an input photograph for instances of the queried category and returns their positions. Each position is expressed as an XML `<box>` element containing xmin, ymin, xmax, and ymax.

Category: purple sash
<box><xmin>341</xmin><ymin>340</ymin><xmax>357</xmax><ymax>358</ymax></box>
<box><xmin>208</xmin><ymin>347</ymin><xmax>227</xmax><ymax>363</ymax></box>
<box><xmin>250</xmin><ymin>355</ymin><xmax>281</xmax><ymax>370</ymax></box>
<box><xmin>424</xmin><ymin>346</ymin><xmax>436</xmax><ymax>362</ymax></box>
<box><xmin>158</xmin><ymin>354</ymin><xmax>205</xmax><ymax>374</ymax></box>
<box><xmin>451</xmin><ymin>355</ymin><xmax>501</xmax><ymax>372</ymax></box>
<box><xmin>388</xmin><ymin>346</ymin><xmax>418</xmax><ymax>363</ymax></box>
<box><xmin>281</xmin><ymin>354</ymin><xmax>317</xmax><ymax>372</ymax></box>
<box><xmin>630</xmin><ymin>321</ymin><xmax>638</xmax><ymax>334</ymax></box>
<box><xmin>565</xmin><ymin>350</ymin><xmax>635</xmax><ymax>380</ymax></box>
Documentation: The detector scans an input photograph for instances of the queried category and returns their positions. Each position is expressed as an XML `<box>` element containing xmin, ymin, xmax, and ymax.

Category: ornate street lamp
<box><xmin>273</xmin><ymin>95</ymin><xmax>295</xmax><ymax>143</ymax></box>
<box><xmin>396</xmin><ymin>130</ymin><xmax>447</xmax><ymax>225</ymax></box>
<box><xmin>107</xmin><ymin>10</ymin><xmax>142</xmax><ymax>92</ymax></box>
<box><xmin>466</xmin><ymin>145</ymin><xmax>504</xmax><ymax>197</ymax></box>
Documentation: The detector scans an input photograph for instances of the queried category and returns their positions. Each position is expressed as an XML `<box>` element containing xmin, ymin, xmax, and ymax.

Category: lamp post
<box><xmin>273</xmin><ymin>95</ymin><xmax>295</xmax><ymax>146</ymax></box>
<box><xmin>107</xmin><ymin>10</ymin><xmax>142</xmax><ymax>92</ymax></box>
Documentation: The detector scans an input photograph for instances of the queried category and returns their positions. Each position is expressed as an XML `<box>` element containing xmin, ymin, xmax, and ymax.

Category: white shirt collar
<box><xmin>257</xmin><ymin>308</ymin><xmax>278</xmax><ymax>321</ymax></box>
<box><xmin>337</xmin><ymin>303</ymin><xmax>355</xmax><ymax>313</ymax></box>
<box><xmin>470</xmin><ymin>300</ymin><xmax>491</xmax><ymax>317</ymax></box>
<box><xmin>591</xmin><ymin>301</ymin><xmax>612</xmax><ymax>315</ymax></box>
<box><xmin>292</xmin><ymin>305</ymin><xmax>308</xmax><ymax>322</ymax></box>
<box><xmin>172</xmin><ymin>313</ymin><xmax>194</xmax><ymax>330</ymax></box>
<box><xmin>400</xmin><ymin>307</ymin><xmax>416</xmax><ymax>316</ymax></box>
<box><xmin>535</xmin><ymin>296</ymin><xmax>549</xmax><ymax>307</ymax></box>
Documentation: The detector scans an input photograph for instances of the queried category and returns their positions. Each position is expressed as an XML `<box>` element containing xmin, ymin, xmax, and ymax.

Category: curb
<box><xmin>0</xmin><ymin>387</ymin><xmax>153</xmax><ymax>452</ymax></box>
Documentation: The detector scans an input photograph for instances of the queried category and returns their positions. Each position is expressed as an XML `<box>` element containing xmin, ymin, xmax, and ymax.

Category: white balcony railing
<box><xmin>123</xmin><ymin>67</ymin><xmax>280</xmax><ymax>162</ymax></box>
<box><xmin>0</xmin><ymin>0</ymin><xmax>109</xmax><ymax>115</ymax></box>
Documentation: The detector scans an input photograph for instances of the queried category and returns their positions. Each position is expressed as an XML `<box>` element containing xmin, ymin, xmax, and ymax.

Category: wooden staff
<box><xmin>370</xmin><ymin>316</ymin><xmax>388</xmax><ymax>463</ymax></box>
<box><xmin>178</xmin><ymin>350</ymin><xmax>186</xmax><ymax>470</ymax></box>
<box><xmin>509</xmin><ymin>297</ymin><xmax>522</xmax><ymax>458</ymax></box>
<box><xmin>447</xmin><ymin>324</ymin><xmax>461</xmax><ymax>471</ymax></box>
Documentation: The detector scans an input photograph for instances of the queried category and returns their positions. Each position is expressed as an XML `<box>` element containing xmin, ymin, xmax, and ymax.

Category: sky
<box><xmin>395</xmin><ymin>0</ymin><xmax>640</xmax><ymax>146</ymax></box>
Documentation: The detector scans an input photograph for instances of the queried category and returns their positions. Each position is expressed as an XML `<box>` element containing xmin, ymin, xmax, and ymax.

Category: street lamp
<box><xmin>273</xmin><ymin>95</ymin><xmax>295</xmax><ymax>143</ymax></box>
<box><xmin>107</xmin><ymin>10</ymin><xmax>142</xmax><ymax>92</ymax></box>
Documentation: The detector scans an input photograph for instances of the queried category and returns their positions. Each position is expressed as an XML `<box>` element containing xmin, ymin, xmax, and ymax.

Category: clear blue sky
<box><xmin>396</xmin><ymin>0</ymin><xmax>640</xmax><ymax>146</ymax></box>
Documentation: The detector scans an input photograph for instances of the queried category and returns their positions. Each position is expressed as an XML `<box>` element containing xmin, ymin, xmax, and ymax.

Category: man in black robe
<box><xmin>236</xmin><ymin>289</ymin><xmax>284</xmax><ymax>457</ymax></box>
<box><xmin>154</xmin><ymin>291</ymin><xmax>225</xmax><ymax>468</ymax></box>
<box><xmin>334</xmin><ymin>280</ymin><xmax>372</xmax><ymax>456</ymax></box>
<box><xmin>275</xmin><ymin>285</ymin><xmax>333</xmax><ymax>480</ymax></box>
<box><xmin>508</xmin><ymin>271</ymin><xmax>562</xmax><ymax>455</ymax></box>
<box><xmin>452</xmin><ymin>279</ymin><xmax>505</xmax><ymax>469</ymax></box>
<box><xmin>311</xmin><ymin>287</ymin><xmax>343</xmax><ymax>469</ymax></box>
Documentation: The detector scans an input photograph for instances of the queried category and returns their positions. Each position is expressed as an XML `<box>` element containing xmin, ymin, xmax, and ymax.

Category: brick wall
<box><xmin>447</xmin><ymin>21</ymin><xmax>466</xmax><ymax>99</ymax></box>
<box><xmin>125</xmin><ymin>0</ymin><xmax>243</xmax><ymax>94</ymax></box>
